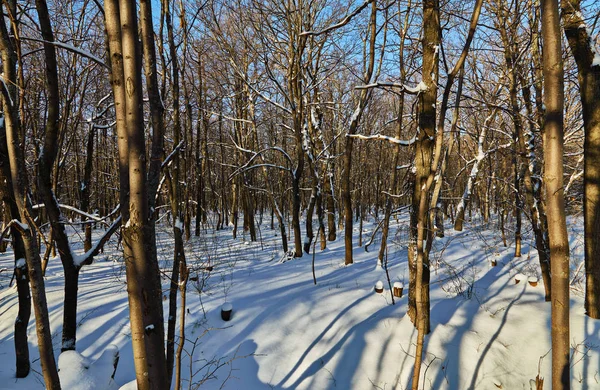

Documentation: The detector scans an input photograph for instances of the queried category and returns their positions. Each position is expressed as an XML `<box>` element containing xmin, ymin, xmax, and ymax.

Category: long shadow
<box><xmin>429</xmin><ymin>251</ymin><xmax>516</xmax><ymax>390</ymax></box>
<box><xmin>274</xmin><ymin>292</ymin><xmax>371</xmax><ymax>387</ymax></box>
<box><xmin>582</xmin><ymin>316</ymin><xmax>600</xmax><ymax>390</ymax></box>
<box><xmin>207</xmin><ymin>275</ymin><xmax>339</xmax><ymax>360</ymax></box>
<box><xmin>206</xmin><ymin>244</ymin><xmax>403</xmax><ymax>360</ymax></box>
<box><xmin>282</xmin><ymin>302</ymin><xmax>398</xmax><ymax>389</ymax></box>
<box><xmin>467</xmin><ymin>286</ymin><xmax>526</xmax><ymax>389</ymax></box>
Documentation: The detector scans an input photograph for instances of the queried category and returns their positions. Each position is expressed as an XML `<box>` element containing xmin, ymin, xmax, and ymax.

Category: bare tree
<box><xmin>562</xmin><ymin>0</ymin><xmax>600</xmax><ymax>319</ymax></box>
<box><xmin>541</xmin><ymin>0</ymin><xmax>570</xmax><ymax>386</ymax></box>
<box><xmin>104</xmin><ymin>0</ymin><xmax>168</xmax><ymax>388</ymax></box>
<box><xmin>0</xmin><ymin>1</ymin><xmax>60</xmax><ymax>386</ymax></box>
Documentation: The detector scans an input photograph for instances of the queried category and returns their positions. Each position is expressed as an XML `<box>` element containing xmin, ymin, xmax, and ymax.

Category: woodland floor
<box><xmin>0</xmin><ymin>214</ymin><xmax>598</xmax><ymax>389</ymax></box>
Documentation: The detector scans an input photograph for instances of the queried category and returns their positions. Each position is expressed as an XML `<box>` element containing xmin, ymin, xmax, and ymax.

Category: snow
<box><xmin>394</xmin><ymin>281</ymin><xmax>404</xmax><ymax>289</ymax></box>
<box><xmin>58</xmin><ymin>345</ymin><xmax>119</xmax><ymax>390</ymax></box>
<box><xmin>222</xmin><ymin>302</ymin><xmax>233</xmax><ymax>312</ymax></box>
<box><xmin>417</xmin><ymin>80</ymin><xmax>428</xmax><ymax>92</ymax></box>
<box><xmin>174</xmin><ymin>218</ymin><xmax>183</xmax><ymax>231</ymax></box>
<box><xmin>0</xmin><ymin>216</ymin><xmax>597</xmax><ymax>389</ymax></box>
<box><xmin>15</xmin><ymin>258</ymin><xmax>26</xmax><ymax>269</ymax></box>
<box><xmin>145</xmin><ymin>324</ymin><xmax>154</xmax><ymax>331</ymax></box>
<box><xmin>375</xmin><ymin>280</ymin><xmax>384</xmax><ymax>290</ymax></box>
<box><xmin>9</xmin><ymin>219</ymin><xmax>29</xmax><ymax>231</ymax></box>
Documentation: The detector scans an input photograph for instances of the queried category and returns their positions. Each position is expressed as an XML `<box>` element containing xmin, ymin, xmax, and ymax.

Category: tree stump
<box><xmin>221</xmin><ymin>302</ymin><xmax>233</xmax><ymax>321</ymax></box>
<box><xmin>393</xmin><ymin>282</ymin><xmax>404</xmax><ymax>298</ymax></box>
<box><xmin>528</xmin><ymin>277</ymin><xmax>538</xmax><ymax>287</ymax></box>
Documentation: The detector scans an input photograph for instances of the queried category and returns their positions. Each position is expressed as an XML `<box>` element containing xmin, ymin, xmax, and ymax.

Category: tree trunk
<box><xmin>562</xmin><ymin>0</ymin><xmax>600</xmax><ymax>319</ymax></box>
<box><xmin>35</xmin><ymin>0</ymin><xmax>84</xmax><ymax>353</ymax></box>
<box><xmin>541</xmin><ymin>0</ymin><xmax>570</xmax><ymax>387</ymax></box>
<box><xmin>342</xmin><ymin>0</ymin><xmax>377</xmax><ymax>265</ymax></box>
<box><xmin>411</xmin><ymin>0</ymin><xmax>439</xmax><ymax>387</ymax></box>
<box><xmin>0</xmin><ymin>119</ymin><xmax>30</xmax><ymax>378</ymax></box>
<box><xmin>105</xmin><ymin>0</ymin><xmax>168</xmax><ymax>388</ymax></box>
<box><xmin>0</xmin><ymin>2</ymin><xmax>60</xmax><ymax>386</ymax></box>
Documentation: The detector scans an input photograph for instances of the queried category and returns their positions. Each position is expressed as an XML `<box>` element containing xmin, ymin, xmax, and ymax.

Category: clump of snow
<box><xmin>174</xmin><ymin>218</ymin><xmax>183</xmax><ymax>231</ymax></box>
<box><xmin>15</xmin><ymin>258</ymin><xmax>26</xmax><ymax>269</ymax></box>
<box><xmin>515</xmin><ymin>273</ymin><xmax>526</xmax><ymax>282</ymax></box>
<box><xmin>58</xmin><ymin>345</ymin><xmax>119</xmax><ymax>390</ymax></box>
<box><xmin>145</xmin><ymin>324</ymin><xmax>154</xmax><ymax>331</ymax></box>
<box><xmin>375</xmin><ymin>281</ymin><xmax>384</xmax><ymax>290</ymax></box>
<box><xmin>222</xmin><ymin>302</ymin><xmax>233</xmax><ymax>312</ymax></box>
<box><xmin>119</xmin><ymin>381</ymin><xmax>137</xmax><ymax>390</ymax></box>
<box><xmin>393</xmin><ymin>281</ymin><xmax>404</xmax><ymax>289</ymax></box>
<box><xmin>528</xmin><ymin>276</ymin><xmax>539</xmax><ymax>284</ymax></box>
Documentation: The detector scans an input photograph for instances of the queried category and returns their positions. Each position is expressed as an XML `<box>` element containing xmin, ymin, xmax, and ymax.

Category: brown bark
<box><xmin>0</xmin><ymin>115</ymin><xmax>30</xmax><ymax>378</ymax></box>
<box><xmin>34</xmin><ymin>0</ymin><xmax>84</xmax><ymax>353</ymax></box>
<box><xmin>105</xmin><ymin>0</ymin><xmax>168</xmax><ymax>388</ymax></box>
<box><xmin>562</xmin><ymin>0</ymin><xmax>600</xmax><ymax>319</ymax></box>
<box><xmin>81</xmin><ymin>123</ymin><xmax>95</xmax><ymax>252</ymax></box>
<box><xmin>411</xmin><ymin>0</ymin><xmax>440</xmax><ymax>387</ymax></box>
<box><xmin>342</xmin><ymin>0</ymin><xmax>377</xmax><ymax>265</ymax></box>
<box><xmin>0</xmin><ymin>2</ymin><xmax>60</xmax><ymax>386</ymax></box>
<box><xmin>541</xmin><ymin>0</ymin><xmax>570</xmax><ymax>386</ymax></box>
<box><xmin>161</xmin><ymin>0</ymin><xmax>187</xmax><ymax>383</ymax></box>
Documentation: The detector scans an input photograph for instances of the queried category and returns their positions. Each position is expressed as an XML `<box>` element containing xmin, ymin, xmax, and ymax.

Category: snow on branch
<box><xmin>162</xmin><ymin>140</ymin><xmax>185</xmax><ymax>169</ymax></box>
<box><xmin>347</xmin><ymin>133</ymin><xmax>417</xmax><ymax>146</ymax></box>
<box><xmin>32</xmin><ymin>203</ymin><xmax>108</xmax><ymax>224</ymax></box>
<box><xmin>455</xmin><ymin>109</ymin><xmax>507</xmax><ymax>217</ymax></box>
<box><xmin>0</xmin><ymin>219</ymin><xmax>29</xmax><ymax>245</ymax></box>
<box><xmin>74</xmin><ymin>216</ymin><xmax>122</xmax><ymax>267</ymax></box>
<box><xmin>354</xmin><ymin>81</ymin><xmax>428</xmax><ymax>95</ymax></box>
<box><xmin>21</xmin><ymin>37</ymin><xmax>109</xmax><ymax>69</ymax></box>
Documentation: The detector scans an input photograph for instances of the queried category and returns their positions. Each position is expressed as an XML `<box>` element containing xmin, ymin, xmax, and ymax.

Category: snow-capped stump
<box><xmin>393</xmin><ymin>282</ymin><xmax>404</xmax><ymax>298</ymax></box>
<box><xmin>515</xmin><ymin>273</ymin><xmax>526</xmax><ymax>284</ymax></box>
<box><xmin>58</xmin><ymin>344</ymin><xmax>119</xmax><ymax>390</ymax></box>
<box><xmin>221</xmin><ymin>302</ymin><xmax>233</xmax><ymax>321</ymax></box>
<box><xmin>374</xmin><ymin>281</ymin><xmax>384</xmax><ymax>294</ymax></box>
<box><xmin>490</xmin><ymin>258</ymin><xmax>497</xmax><ymax>267</ymax></box>
<box><xmin>528</xmin><ymin>276</ymin><xmax>538</xmax><ymax>287</ymax></box>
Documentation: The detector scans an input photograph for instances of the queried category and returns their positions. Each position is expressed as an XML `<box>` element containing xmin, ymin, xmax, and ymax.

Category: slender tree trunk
<box><xmin>0</xmin><ymin>2</ymin><xmax>59</xmax><ymax>386</ymax></box>
<box><xmin>342</xmin><ymin>0</ymin><xmax>377</xmax><ymax>265</ymax></box>
<box><xmin>105</xmin><ymin>0</ymin><xmax>168</xmax><ymax>388</ymax></box>
<box><xmin>160</xmin><ymin>0</ymin><xmax>186</xmax><ymax>383</ymax></box>
<box><xmin>81</xmin><ymin>124</ymin><xmax>95</xmax><ymax>252</ymax></box>
<box><xmin>518</xmin><ymin>71</ymin><xmax>551</xmax><ymax>301</ymax></box>
<box><xmin>541</xmin><ymin>0</ymin><xmax>570</xmax><ymax>386</ymax></box>
<box><xmin>562</xmin><ymin>0</ymin><xmax>600</xmax><ymax>319</ymax></box>
<box><xmin>35</xmin><ymin>0</ymin><xmax>83</xmax><ymax>353</ymax></box>
<box><xmin>377</xmin><ymin>87</ymin><xmax>409</xmax><ymax>267</ymax></box>
<box><xmin>411</xmin><ymin>0</ymin><xmax>439</xmax><ymax>387</ymax></box>
<box><xmin>0</xmin><ymin>121</ymin><xmax>30</xmax><ymax>378</ymax></box>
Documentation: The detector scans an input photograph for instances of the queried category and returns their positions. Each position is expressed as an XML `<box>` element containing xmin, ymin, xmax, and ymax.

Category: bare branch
<box><xmin>301</xmin><ymin>0</ymin><xmax>375</xmax><ymax>36</ymax></box>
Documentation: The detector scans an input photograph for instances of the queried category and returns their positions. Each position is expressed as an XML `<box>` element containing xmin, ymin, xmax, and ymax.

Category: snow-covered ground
<box><xmin>0</xmin><ymin>215</ymin><xmax>598</xmax><ymax>389</ymax></box>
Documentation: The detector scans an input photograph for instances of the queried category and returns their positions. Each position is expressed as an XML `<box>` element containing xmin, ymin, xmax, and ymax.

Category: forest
<box><xmin>0</xmin><ymin>0</ymin><xmax>599</xmax><ymax>388</ymax></box>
